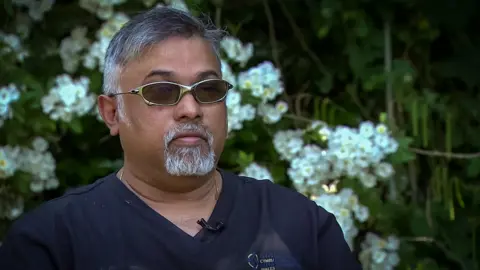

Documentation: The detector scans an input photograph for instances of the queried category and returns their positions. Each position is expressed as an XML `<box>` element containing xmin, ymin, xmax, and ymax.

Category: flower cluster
<box><xmin>0</xmin><ymin>32</ymin><xmax>29</xmax><ymax>62</ymax></box>
<box><xmin>0</xmin><ymin>146</ymin><xmax>20</xmax><ymax>179</ymax></box>
<box><xmin>312</xmin><ymin>188</ymin><xmax>369</xmax><ymax>248</ymax></box>
<box><xmin>273</xmin><ymin>121</ymin><xmax>398</xmax><ymax>192</ymax></box>
<box><xmin>0</xmin><ymin>137</ymin><xmax>58</xmax><ymax>193</ymax></box>
<box><xmin>240</xmin><ymin>162</ymin><xmax>274</xmax><ymax>181</ymax></box>
<box><xmin>0</xmin><ymin>84</ymin><xmax>21</xmax><ymax>128</ymax></box>
<box><xmin>238</xmin><ymin>61</ymin><xmax>284</xmax><ymax>103</ymax></box>
<box><xmin>41</xmin><ymin>74</ymin><xmax>96</xmax><ymax>122</ymax></box>
<box><xmin>359</xmin><ymin>233</ymin><xmax>401</xmax><ymax>270</ymax></box>
<box><xmin>59</xmin><ymin>27</ymin><xmax>91</xmax><ymax>73</ymax></box>
<box><xmin>12</xmin><ymin>0</ymin><xmax>54</xmax><ymax>21</ymax></box>
<box><xmin>0</xmin><ymin>138</ymin><xmax>58</xmax><ymax>220</ymax></box>
<box><xmin>17</xmin><ymin>137</ymin><xmax>59</xmax><ymax>193</ymax></box>
<box><xmin>162</xmin><ymin>0</ymin><xmax>189</xmax><ymax>11</ymax></box>
<box><xmin>80</xmin><ymin>0</ymin><xmax>127</xmax><ymax>20</ymax></box>
<box><xmin>223</xmin><ymin>60</ymin><xmax>256</xmax><ymax>132</ymax></box>
<box><xmin>1</xmin><ymin>195</ymin><xmax>24</xmax><ymax>220</ymax></box>
<box><xmin>220</xmin><ymin>36</ymin><xmax>254</xmax><ymax>67</ymax></box>
<box><xmin>84</xmin><ymin>12</ymin><xmax>130</xmax><ymax>70</ymax></box>
<box><xmin>257</xmin><ymin>101</ymin><xmax>289</xmax><ymax>124</ymax></box>
<box><xmin>0</xmin><ymin>146</ymin><xmax>24</xmax><ymax>220</ymax></box>
<box><xmin>272</xmin><ymin>129</ymin><xmax>305</xmax><ymax>161</ymax></box>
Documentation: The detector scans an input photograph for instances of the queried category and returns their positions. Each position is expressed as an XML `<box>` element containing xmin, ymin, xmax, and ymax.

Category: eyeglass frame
<box><xmin>107</xmin><ymin>78</ymin><xmax>234</xmax><ymax>106</ymax></box>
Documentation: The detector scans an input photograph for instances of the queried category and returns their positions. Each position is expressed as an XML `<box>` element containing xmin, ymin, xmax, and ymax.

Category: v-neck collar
<box><xmin>107</xmin><ymin>169</ymin><xmax>237</xmax><ymax>250</ymax></box>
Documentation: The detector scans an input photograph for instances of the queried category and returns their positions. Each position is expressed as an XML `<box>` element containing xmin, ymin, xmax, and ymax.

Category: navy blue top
<box><xmin>0</xmin><ymin>170</ymin><xmax>362</xmax><ymax>270</ymax></box>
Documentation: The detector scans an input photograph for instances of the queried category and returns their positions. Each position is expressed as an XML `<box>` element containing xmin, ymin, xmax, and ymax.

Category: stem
<box><xmin>384</xmin><ymin>20</ymin><xmax>395</xmax><ymax>129</ymax></box>
<box><xmin>262</xmin><ymin>0</ymin><xmax>280</xmax><ymax>69</ymax></box>
<box><xmin>410</xmin><ymin>148</ymin><xmax>480</xmax><ymax>159</ymax></box>
<box><xmin>384</xmin><ymin>20</ymin><xmax>398</xmax><ymax>201</ymax></box>
<box><xmin>276</xmin><ymin>0</ymin><xmax>329</xmax><ymax>76</ymax></box>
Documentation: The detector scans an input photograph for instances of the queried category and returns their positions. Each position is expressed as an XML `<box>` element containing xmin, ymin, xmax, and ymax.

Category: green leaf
<box><xmin>466</xmin><ymin>159</ymin><xmax>480</xmax><ymax>178</ymax></box>
<box><xmin>389</xmin><ymin>136</ymin><xmax>416</xmax><ymax>164</ymax></box>
<box><xmin>354</xmin><ymin>18</ymin><xmax>369</xmax><ymax>37</ymax></box>
<box><xmin>69</xmin><ymin>119</ymin><xmax>83</xmax><ymax>134</ymax></box>
<box><xmin>317</xmin><ymin>74</ymin><xmax>333</xmax><ymax>94</ymax></box>
<box><xmin>237</xmin><ymin>151</ymin><xmax>254</xmax><ymax>169</ymax></box>
<box><xmin>237</xmin><ymin>129</ymin><xmax>258</xmax><ymax>143</ymax></box>
<box><xmin>409</xmin><ymin>208</ymin><xmax>436</xmax><ymax>237</ymax></box>
<box><xmin>317</xmin><ymin>25</ymin><xmax>330</xmax><ymax>39</ymax></box>
<box><xmin>3</xmin><ymin>0</ymin><xmax>14</xmax><ymax>17</ymax></box>
<box><xmin>11</xmin><ymin>172</ymin><xmax>32</xmax><ymax>195</ymax></box>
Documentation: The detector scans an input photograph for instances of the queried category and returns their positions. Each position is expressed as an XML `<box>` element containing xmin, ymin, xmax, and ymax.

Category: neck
<box><xmin>117</xmin><ymin>166</ymin><xmax>220</xmax><ymax>204</ymax></box>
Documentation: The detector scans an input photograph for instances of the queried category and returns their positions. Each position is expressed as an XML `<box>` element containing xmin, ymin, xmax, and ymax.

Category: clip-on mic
<box><xmin>197</xmin><ymin>218</ymin><xmax>225</xmax><ymax>232</ymax></box>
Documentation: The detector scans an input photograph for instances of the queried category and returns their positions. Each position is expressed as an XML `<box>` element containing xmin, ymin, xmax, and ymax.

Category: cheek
<box><xmin>127</xmin><ymin>106</ymin><xmax>171</xmax><ymax>145</ymax></box>
<box><xmin>204</xmin><ymin>104</ymin><xmax>227</xmax><ymax>138</ymax></box>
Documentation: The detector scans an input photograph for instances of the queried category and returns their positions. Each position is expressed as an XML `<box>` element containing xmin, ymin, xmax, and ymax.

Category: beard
<box><xmin>163</xmin><ymin>123</ymin><xmax>216</xmax><ymax>176</ymax></box>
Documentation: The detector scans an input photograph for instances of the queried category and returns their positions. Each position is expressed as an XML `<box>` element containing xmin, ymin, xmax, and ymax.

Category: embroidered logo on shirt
<box><xmin>247</xmin><ymin>253</ymin><xmax>274</xmax><ymax>269</ymax></box>
<box><xmin>247</xmin><ymin>252</ymin><xmax>302</xmax><ymax>270</ymax></box>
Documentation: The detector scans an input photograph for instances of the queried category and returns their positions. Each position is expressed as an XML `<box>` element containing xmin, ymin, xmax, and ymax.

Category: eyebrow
<box><xmin>143</xmin><ymin>69</ymin><xmax>220</xmax><ymax>82</ymax></box>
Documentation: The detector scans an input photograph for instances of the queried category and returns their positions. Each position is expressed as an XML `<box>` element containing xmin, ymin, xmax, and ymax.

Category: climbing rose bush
<box><xmin>0</xmin><ymin>1</ymin><xmax>409</xmax><ymax>268</ymax></box>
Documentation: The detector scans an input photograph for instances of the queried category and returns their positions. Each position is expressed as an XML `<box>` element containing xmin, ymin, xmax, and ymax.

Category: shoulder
<box><xmin>224</xmin><ymin>170</ymin><xmax>332</xmax><ymax>227</ymax></box>
<box><xmin>224</xmin><ymin>171</ymin><xmax>362</xmax><ymax>268</ymax></box>
<box><xmin>6</xmin><ymin>174</ymin><xmax>114</xmax><ymax>237</ymax></box>
<box><xmin>0</xmin><ymin>174</ymin><xmax>116</xmax><ymax>268</ymax></box>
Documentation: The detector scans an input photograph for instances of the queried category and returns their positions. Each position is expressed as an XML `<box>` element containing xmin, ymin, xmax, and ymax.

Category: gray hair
<box><xmin>102</xmin><ymin>7</ymin><xmax>226</xmax><ymax>118</ymax></box>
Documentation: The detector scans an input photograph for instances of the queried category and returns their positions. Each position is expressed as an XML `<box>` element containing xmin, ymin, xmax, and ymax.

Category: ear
<box><xmin>98</xmin><ymin>95</ymin><xmax>120</xmax><ymax>136</ymax></box>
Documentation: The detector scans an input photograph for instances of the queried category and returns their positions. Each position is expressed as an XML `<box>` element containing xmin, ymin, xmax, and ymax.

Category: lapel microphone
<box><xmin>197</xmin><ymin>218</ymin><xmax>225</xmax><ymax>232</ymax></box>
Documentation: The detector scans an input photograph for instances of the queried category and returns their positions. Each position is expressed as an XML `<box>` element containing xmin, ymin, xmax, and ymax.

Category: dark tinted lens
<box><xmin>142</xmin><ymin>83</ymin><xmax>180</xmax><ymax>105</ymax></box>
<box><xmin>194</xmin><ymin>80</ymin><xmax>229</xmax><ymax>103</ymax></box>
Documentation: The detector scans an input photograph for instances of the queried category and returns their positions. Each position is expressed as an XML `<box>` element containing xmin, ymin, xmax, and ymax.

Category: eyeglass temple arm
<box><xmin>107</xmin><ymin>90</ymin><xmax>139</xmax><ymax>97</ymax></box>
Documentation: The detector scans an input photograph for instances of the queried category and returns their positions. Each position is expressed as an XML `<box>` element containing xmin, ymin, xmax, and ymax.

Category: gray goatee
<box><xmin>164</xmin><ymin>123</ymin><xmax>216</xmax><ymax>176</ymax></box>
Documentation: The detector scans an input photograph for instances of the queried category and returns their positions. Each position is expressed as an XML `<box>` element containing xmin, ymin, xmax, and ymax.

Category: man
<box><xmin>0</xmin><ymin>7</ymin><xmax>362</xmax><ymax>270</ymax></box>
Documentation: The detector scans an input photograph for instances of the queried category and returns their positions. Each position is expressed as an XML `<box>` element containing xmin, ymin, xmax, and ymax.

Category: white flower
<box><xmin>220</xmin><ymin>36</ymin><xmax>254</xmax><ymax>67</ymax></box>
<box><xmin>59</xmin><ymin>27</ymin><xmax>90</xmax><ymax>73</ymax></box>
<box><xmin>313</xmin><ymin>188</ymin><xmax>369</xmax><ymax>249</ymax></box>
<box><xmin>273</xmin><ymin>130</ymin><xmax>304</xmax><ymax>161</ymax></box>
<box><xmin>83</xmin><ymin>13</ymin><xmax>130</xmax><ymax>70</ymax></box>
<box><xmin>226</xmin><ymin>88</ymin><xmax>257</xmax><ymax>133</ymax></box>
<box><xmin>0</xmin><ymin>32</ymin><xmax>29</xmax><ymax>61</ymax></box>
<box><xmin>372</xmin><ymin>250</ymin><xmax>387</xmax><ymax>263</ymax></box>
<box><xmin>0</xmin><ymin>146</ymin><xmax>20</xmax><ymax>179</ymax></box>
<box><xmin>257</xmin><ymin>103</ymin><xmax>285</xmax><ymax>124</ymax></box>
<box><xmin>80</xmin><ymin>0</ymin><xmax>127</xmax><ymax>20</ymax></box>
<box><xmin>360</xmin><ymin>233</ymin><xmax>401</xmax><ymax>269</ymax></box>
<box><xmin>374</xmin><ymin>162</ymin><xmax>394</xmax><ymax>179</ymax></box>
<box><xmin>221</xmin><ymin>60</ymin><xmax>237</xmax><ymax>85</ymax></box>
<box><xmin>0</xmin><ymin>84</ymin><xmax>21</xmax><ymax>127</ymax></box>
<box><xmin>41</xmin><ymin>74</ymin><xmax>96</xmax><ymax>122</ymax></box>
<box><xmin>240</xmin><ymin>162</ymin><xmax>273</xmax><ymax>181</ymax></box>
<box><xmin>167</xmin><ymin>0</ymin><xmax>189</xmax><ymax>12</ymax></box>
<box><xmin>12</xmin><ymin>0</ymin><xmax>54</xmax><ymax>21</ymax></box>
<box><xmin>353</xmin><ymin>205</ymin><xmax>369</xmax><ymax>222</ymax></box>
<box><xmin>274</xmin><ymin>120</ymin><xmax>399</xmax><ymax>190</ymax></box>
<box><xmin>238</xmin><ymin>61</ymin><xmax>284</xmax><ymax>103</ymax></box>
<box><xmin>32</xmin><ymin>137</ymin><xmax>49</xmax><ymax>152</ymax></box>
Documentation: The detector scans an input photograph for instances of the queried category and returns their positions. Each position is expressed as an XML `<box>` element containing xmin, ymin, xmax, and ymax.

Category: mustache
<box><xmin>164</xmin><ymin>123</ymin><xmax>214</xmax><ymax>147</ymax></box>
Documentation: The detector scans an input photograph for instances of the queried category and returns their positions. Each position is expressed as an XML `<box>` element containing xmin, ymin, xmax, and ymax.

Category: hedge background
<box><xmin>1</xmin><ymin>0</ymin><xmax>479</xmax><ymax>269</ymax></box>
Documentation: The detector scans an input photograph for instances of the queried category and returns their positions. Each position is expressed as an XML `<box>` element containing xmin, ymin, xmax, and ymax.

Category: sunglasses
<box><xmin>108</xmin><ymin>79</ymin><xmax>233</xmax><ymax>106</ymax></box>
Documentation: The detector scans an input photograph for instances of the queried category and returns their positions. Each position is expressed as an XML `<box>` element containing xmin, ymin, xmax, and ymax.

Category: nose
<box><xmin>172</xmin><ymin>92</ymin><xmax>203</xmax><ymax>122</ymax></box>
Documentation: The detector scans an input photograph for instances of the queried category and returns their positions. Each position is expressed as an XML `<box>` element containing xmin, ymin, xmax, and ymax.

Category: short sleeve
<box><xmin>316</xmin><ymin>211</ymin><xmax>363</xmax><ymax>269</ymax></box>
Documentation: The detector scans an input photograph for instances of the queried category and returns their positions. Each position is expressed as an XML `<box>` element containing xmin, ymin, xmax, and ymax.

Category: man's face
<box><xmin>100</xmin><ymin>36</ymin><xmax>227</xmax><ymax>177</ymax></box>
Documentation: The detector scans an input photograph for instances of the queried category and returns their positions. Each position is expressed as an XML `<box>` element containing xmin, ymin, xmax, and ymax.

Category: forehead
<box><xmin>120</xmin><ymin>36</ymin><xmax>221</xmax><ymax>86</ymax></box>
